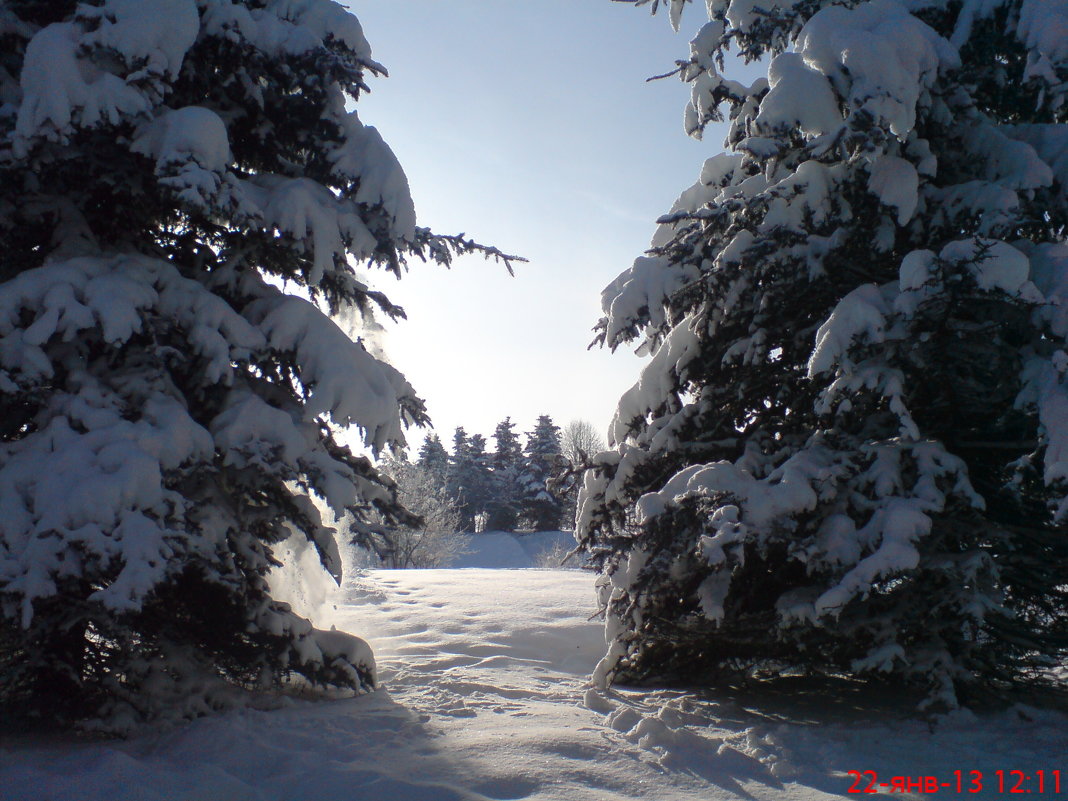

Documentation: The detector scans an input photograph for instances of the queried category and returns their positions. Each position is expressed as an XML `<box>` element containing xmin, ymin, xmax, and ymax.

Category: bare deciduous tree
<box><xmin>560</xmin><ymin>420</ymin><xmax>607</xmax><ymax>467</ymax></box>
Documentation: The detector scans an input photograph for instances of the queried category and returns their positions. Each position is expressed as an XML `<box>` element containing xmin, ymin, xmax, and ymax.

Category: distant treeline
<box><xmin>402</xmin><ymin>416</ymin><xmax>605</xmax><ymax>533</ymax></box>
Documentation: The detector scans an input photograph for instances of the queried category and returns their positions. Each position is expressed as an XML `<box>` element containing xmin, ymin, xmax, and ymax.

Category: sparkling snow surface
<box><xmin>2</xmin><ymin>567</ymin><xmax>1065</xmax><ymax>800</ymax></box>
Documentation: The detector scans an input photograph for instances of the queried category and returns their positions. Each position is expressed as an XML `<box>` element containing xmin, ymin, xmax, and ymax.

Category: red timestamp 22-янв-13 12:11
<box><xmin>847</xmin><ymin>769</ymin><xmax>1062</xmax><ymax>794</ymax></box>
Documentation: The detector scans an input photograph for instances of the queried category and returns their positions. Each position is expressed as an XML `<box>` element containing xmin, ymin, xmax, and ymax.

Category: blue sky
<box><xmin>348</xmin><ymin>1</ymin><xmax>753</xmax><ymax>449</ymax></box>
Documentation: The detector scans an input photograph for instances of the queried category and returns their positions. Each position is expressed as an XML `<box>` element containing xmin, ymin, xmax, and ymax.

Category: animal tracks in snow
<box><xmin>332</xmin><ymin>569</ymin><xmax>808</xmax><ymax>798</ymax></box>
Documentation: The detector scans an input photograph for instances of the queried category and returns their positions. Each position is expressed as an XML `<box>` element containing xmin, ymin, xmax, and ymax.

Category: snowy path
<box><xmin>2</xmin><ymin>569</ymin><xmax>1065</xmax><ymax>800</ymax></box>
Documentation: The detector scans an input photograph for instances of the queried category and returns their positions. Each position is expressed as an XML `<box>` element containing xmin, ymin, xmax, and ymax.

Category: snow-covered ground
<box><xmin>447</xmin><ymin>530</ymin><xmax>578</xmax><ymax>569</ymax></box>
<box><xmin>2</xmin><ymin>565</ymin><xmax>1065</xmax><ymax>800</ymax></box>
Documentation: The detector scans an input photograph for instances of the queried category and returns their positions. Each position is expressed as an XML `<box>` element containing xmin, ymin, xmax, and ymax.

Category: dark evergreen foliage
<box><xmin>0</xmin><ymin>0</ymin><xmax>515</xmax><ymax>727</ymax></box>
<box><xmin>486</xmin><ymin>417</ymin><xmax>524</xmax><ymax>532</ymax></box>
<box><xmin>418</xmin><ymin>433</ymin><xmax>450</xmax><ymax>486</ymax></box>
<box><xmin>520</xmin><ymin>415</ymin><xmax>566</xmax><ymax>532</ymax></box>
<box><xmin>582</xmin><ymin>0</ymin><xmax>1068</xmax><ymax>707</ymax></box>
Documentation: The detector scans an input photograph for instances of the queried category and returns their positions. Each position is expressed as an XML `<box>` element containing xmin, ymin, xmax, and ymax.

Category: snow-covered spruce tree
<box><xmin>521</xmin><ymin>415</ymin><xmax>566</xmax><ymax>531</ymax></box>
<box><xmin>486</xmin><ymin>417</ymin><xmax>523</xmax><ymax>531</ymax></box>
<box><xmin>446</xmin><ymin>427</ymin><xmax>474</xmax><ymax>531</ymax></box>
<box><xmin>465</xmin><ymin>433</ymin><xmax>494</xmax><ymax>532</ymax></box>
<box><xmin>0</xmin><ymin>0</ymin><xmax>513</xmax><ymax>726</ymax></box>
<box><xmin>418</xmin><ymin>433</ymin><xmax>449</xmax><ymax>487</ymax></box>
<box><xmin>581</xmin><ymin>0</ymin><xmax>1068</xmax><ymax>706</ymax></box>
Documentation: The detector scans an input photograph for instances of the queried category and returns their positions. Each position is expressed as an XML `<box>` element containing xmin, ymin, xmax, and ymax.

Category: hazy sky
<box><xmin>348</xmin><ymin>1</ymin><xmax>751</xmax><ymax>449</ymax></box>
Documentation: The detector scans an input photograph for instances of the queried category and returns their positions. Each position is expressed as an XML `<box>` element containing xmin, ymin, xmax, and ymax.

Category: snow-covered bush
<box><xmin>0</xmin><ymin>0</ymin><xmax>510</xmax><ymax>728</ymax></box>
<box><xmin>581</xmin><ymin>0</ymin><xmax>1068</xmax><ymax>707</ymax></box>
<box><xmin>533</xmin><ymin>538</ymin><xmax>583</xmax><ymax>570</ymax></box>
<box><xmin>360</xmin><ymin>459</ymin><xmax>469</xmax><ymax>569</ymax></box>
